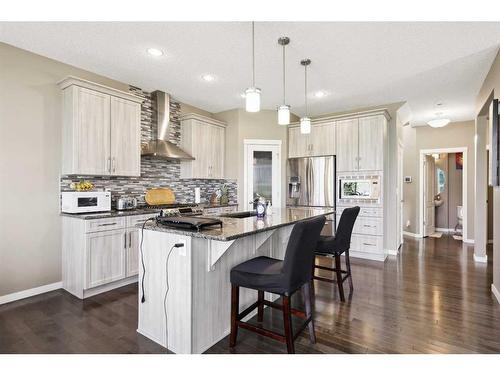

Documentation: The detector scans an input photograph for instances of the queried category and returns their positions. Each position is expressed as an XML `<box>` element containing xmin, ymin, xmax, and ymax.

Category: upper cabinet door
<box><xmin>336</xmin><ymin>118</ymin><xmax>358</xmax><ymax>172</ymax></box>
<box><xmin>310</xmin><ymin>122</ymin><xmax>335</xmax><ymax>156</ymax></box>
<box><xmin>110</xmin><ymin>96</ymin><xmax>141</xmax><ymax>176</ymax></box>
<box><xmin>358</xmin><ymin>115</ymin><xmax>385</xmax><ymax>171</ymax></box>
<box><xmin>288</xmin><ymin>127</ymin><xmax>311</xmax><ymax>158</ymax></box>
<box><xmin>74</xmin><ymin>87</ymin><xmax>111</xmax><ymax>175</ymax></box>
<box><xmin>209</xmin><ymin>124</ymin><xmax>225</xmax><ymax>179</ymax></box>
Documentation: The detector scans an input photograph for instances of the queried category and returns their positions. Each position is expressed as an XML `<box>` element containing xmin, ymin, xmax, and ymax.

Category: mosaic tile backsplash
<box><xmin>60</xmin><ymin>86</ymin><xmax>237</xmax><ymax>206</ymax></box>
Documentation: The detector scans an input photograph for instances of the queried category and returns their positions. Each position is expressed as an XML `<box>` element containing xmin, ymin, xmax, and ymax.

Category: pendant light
<box><xmin>245</xmin><ymin>22</ymin><xmax>261</xmax><ymax>112</ymax></box>
<box><xmin>300</xmin><ymin>59</ymin><xmax>311</xmax><ymax>134</ymax></box>
<box><xmin>277</xmin><ymin>37</ymin><xmax>290</xmax><ymax>125</ymax></box>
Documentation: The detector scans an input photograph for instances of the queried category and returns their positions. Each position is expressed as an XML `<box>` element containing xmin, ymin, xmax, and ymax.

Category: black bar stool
<box><xmin>229</xmin><ymin>216</ymin><xmax>326</xmax><ymax>354</ymax></box>
<box><xmin>313</xmin><ymin>206</ymin><xmax>360</xmax><ymax>302</ymax></box>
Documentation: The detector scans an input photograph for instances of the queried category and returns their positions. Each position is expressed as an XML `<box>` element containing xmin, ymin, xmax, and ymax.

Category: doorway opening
<box><xmin>419</xmin><ymin>148</ymin><xmax>467</xmax><ymax>240</ymax></box>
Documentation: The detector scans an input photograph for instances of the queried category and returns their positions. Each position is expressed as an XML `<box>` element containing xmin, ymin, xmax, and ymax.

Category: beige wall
<box><xmin>476</xmin><ymin>49</ymin><xmax>500</xmax><ymax>298</ymax></box>
<box><xmin>402</xmin><ymin>121</ymin><xmax>475</xmax><ymax>240</ymax></box>
<box><xmin>0</xmin><ymin>43</ymin><xmax>129</xmax><ymax>296</ymax></box>
<box><xmin>0</xmin><ymin>43</ymin><xmax>214</xmax><ymax>298</ymax></box>
<box><xmin>180</xmin><ymin>102</ymin><xmax>214</xmax><ymax>118</ymax></box>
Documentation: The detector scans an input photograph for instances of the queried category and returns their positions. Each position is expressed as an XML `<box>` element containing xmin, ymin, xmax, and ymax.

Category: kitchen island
<box><xmin>137</xmin><ymin>207</ymin><xmax>333</xmax><ymax>354</ymax></box>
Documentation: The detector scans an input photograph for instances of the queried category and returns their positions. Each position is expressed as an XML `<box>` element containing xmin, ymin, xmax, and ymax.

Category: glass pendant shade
<box><xmin>245</xmin><ymin>87</ymin><xmax>261</xmax><ymax>112</ymax></box>
<box><xmin>277</xmin><ymin>105</ymin><xmax>290</xmax><ymax>125</ymax></box>
<box><xmin>300</xmin><ymin>117</ymin><xmax>311</xmax><ymax>134</ymax></box>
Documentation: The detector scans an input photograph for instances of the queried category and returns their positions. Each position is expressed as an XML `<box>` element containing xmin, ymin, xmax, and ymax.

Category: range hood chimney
<box><xmin>141</xmin><ymin>91</ymin><xmax>194</xmax><ymax>160</ymax></box>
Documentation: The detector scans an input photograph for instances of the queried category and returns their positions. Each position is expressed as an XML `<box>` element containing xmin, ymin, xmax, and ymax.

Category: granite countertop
<box><xmin>60</xmin><ymin>202</ymin><xmax>239</xmax><ymax>220</ymax></box>
<box><xmin>140</xmin><ymin>207</ymin><xmax>334</xmax><ymax>241</ymax></box>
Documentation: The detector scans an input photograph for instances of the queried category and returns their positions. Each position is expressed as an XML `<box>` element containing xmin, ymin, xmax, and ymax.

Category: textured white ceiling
<box><xmin>1</xmin><ymin>22</ymin><xmax>499</xmax><ymax>125</ymax></box>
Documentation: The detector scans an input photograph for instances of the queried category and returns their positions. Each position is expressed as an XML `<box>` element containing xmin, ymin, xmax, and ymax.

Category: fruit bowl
<box><xmin>70</xmin><ymin>181</ymin><xmax>95</xmax><ymax>192</ymax></box>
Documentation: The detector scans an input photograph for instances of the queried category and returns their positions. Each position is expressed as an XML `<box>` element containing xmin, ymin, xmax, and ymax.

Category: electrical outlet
<box><xmin>178</xmin><ymin>239</ymin><xmax>187</xmax><ymax>256</ymax></box>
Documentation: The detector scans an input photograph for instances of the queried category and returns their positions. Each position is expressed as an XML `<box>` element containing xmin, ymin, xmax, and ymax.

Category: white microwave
<box><xmin>61</xmin><ymin>191</ymin><xmax>111</xmax><ymax>213</ymax></box>
<box><xmin>339</xmin><ymin>178</ymin><xmax>380</xmax><ymax>200</ymax></box>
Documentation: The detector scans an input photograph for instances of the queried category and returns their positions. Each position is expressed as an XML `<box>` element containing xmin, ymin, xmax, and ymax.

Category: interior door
<box><xmin>245</xmin><ymin>142</ymin><xmax>281</xmax><ymax>208</ymax></box>
<box><xmin>423</xmin><ymin>155</ymin><xmax>436</xmax><ymax>237</ymax></box>
<box><xmin>110</xmin><ymin>96</ymin><xmax>141</xmax><ymax>176</ymax></box>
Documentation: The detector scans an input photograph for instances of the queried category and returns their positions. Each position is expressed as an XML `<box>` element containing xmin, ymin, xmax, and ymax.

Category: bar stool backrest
<box><xmin>282</xmin><ymin>215</ymin><xmax>326</xmax><ymax>293</ymax></box>
<box><xmin>334</xmin><ymin>206</ymin><xmax>360</xmax><ymax>252</ymax></box>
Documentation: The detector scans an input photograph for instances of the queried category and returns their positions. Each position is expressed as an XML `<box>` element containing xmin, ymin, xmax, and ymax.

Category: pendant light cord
<box><xmin>282</xmin><ymin>44</ymin><xmax>286</xmax><ymax>103</ymax></box>
<box><xmin>252</xmin><ymin>21</ymin><xmax>255</xmax><ymax>87</ymax></box>
<box><xmin>304</xmin><ymin>63</ymin><xmax>308</xmax><ymax>116</ymax></box>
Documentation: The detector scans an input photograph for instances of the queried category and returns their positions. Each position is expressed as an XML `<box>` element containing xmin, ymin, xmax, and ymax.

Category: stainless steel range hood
<box><xmin>141</xmin><ymin>91</ymin><xmax>194</xmax><ymax>160</ymax></box>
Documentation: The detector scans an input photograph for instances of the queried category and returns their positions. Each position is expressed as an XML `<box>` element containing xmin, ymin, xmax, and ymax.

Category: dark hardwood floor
<box><xmin>1</xmin><ymin>235</ymin><xmax>499</xmax><ymax>354</ymax></box>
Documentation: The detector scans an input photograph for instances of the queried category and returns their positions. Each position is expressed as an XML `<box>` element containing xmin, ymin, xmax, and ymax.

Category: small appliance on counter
<box><xmin>61</xmin><ymin>191</ymin><xmax>111</xmax><ymax>213</ymax></box>
<box><xmin>115</xmin><ymin>196</ymin><xmax>138</xmax><ymax>211</ymax></box>
<box><xmin>156</xmin><ymin>214</ymin><xmax>222</xmax><ymax>231</ymax></box>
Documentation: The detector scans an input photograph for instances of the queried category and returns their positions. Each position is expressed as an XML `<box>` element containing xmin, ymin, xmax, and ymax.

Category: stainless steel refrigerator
<box><xmin>286</xmin><ymin>155</ymin><xmax>336</xmax><ymax>235</ymax></box>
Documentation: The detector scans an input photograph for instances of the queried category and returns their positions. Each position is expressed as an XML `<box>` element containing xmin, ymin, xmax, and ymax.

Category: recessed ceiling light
<box><xmin>147</xmin><ymin>48</ymin><xmax>163</xmax><ymax>57</ymax></box>
<box><xmin>428</xmin><ymin>118</ymin><xmax>450</xmax><ymax>128</ymax></box>
<box><xmin>201</xmin><ymin>74</ymin><xmax>216</xmax><ymax>82</ymax></box>
<box><xmin>314</xmin><ymin>91</ymin><xmax>327</xmax><ymax>98</ymax></box>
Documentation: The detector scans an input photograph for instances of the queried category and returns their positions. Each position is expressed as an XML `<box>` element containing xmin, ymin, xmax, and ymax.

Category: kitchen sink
<box><xmin>218</xmin><ymin>211</ymin><xmax>257</xmax><ymax>219</ymax></box>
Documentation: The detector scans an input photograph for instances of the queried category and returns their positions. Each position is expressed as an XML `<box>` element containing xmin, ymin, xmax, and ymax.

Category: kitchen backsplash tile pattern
<box><xmin>60</xmin><ymin>86</ymin><xmax>237</xmax><ymax>205</ymax></box>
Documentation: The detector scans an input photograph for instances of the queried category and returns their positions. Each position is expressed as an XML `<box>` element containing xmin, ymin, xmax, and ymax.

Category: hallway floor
<box><xmin>1</xmin><ymin>235</ymin><xmax>499</xmax><ymax>354</ymax></box>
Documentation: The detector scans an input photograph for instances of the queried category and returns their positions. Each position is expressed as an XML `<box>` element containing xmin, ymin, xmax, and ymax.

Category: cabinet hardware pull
<box><xmin>129</xmin><ymin>232</ymin><xmax>132</xmax><ymax>248</ymax></box>
<box><xmin>124</xmin><ymin>232</ymin><xmax>127</xmax><ymax>249</ymax></box>
<box><xmin>107</xmin><ymin>158</ymin><xmax>111</xmax><ymax>173</ymax></box>
<box><xmin>363</xmin><ymin>242</ymin><xmax>375</xmax><ymax>246</ymax></box>
<box><xmin>363</xmin><ymin>224</ymin><xmax>375</xmax><ymax>228</ymax></box>
<box><xmin>112</xmin><ymin>157</ymin><xmax>116</xmax><ymax>173</ymax></box>
<box><xmin>98</xmin><ymin>222</ymin><xmax>117</xmax><ymax>226</ymax></box>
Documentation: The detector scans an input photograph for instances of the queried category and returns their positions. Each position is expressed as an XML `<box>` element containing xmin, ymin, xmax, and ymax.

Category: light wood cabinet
<box><xmin>86</xmin><ymin>229</ymin><xmax>127</xmax><ymax>289</ymax></box>
<box><xmin>180</xmin><ymin>114</ymin><xmax>226</xmax><ymax>179</ymax></box>
<box><xmin>288</xmin><ymin>122</ymin><xmax>335</xmax><ymax>158</ymax></box>
<box><xmin>59</xmin><ymin>76</ymin><xmax>142</xmax><ymax>177</ymax></box>
<box><xmin>336</xmin><ymin>118</ymin><xmax>359</xmax><ymax>172</ymax></box>
<box><xmin>358</xmin><ymin>115</ymin><xmax>384</xmax><ymax>171</ymax></box>
<box><xmin>336</xmin><ymin>115</ymin><xmax>385</xmax><ymax>172</ymax></box>
<box><xmin>63</xmin><ymin>212</ymin><xmax>158</xmax><ymax>299</ymax></box>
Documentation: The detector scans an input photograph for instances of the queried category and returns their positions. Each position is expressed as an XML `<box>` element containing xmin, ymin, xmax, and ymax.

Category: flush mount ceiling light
<box><xmin>300</xmin><ymin>59</ymin><xmax>312</xmax><ymax>134</ymax></box>
<box><xmin>147</xmin><ymin>48</ymin><xmax>163</xmax><ymax>57</ymax></box>
<box><xmin>314</xmin><ymin>91</ymin><xmax>327</xmax><ymax>98</ymax></box>
<box><xmin>244</xmin><ymin>22</ymin><xmax>261</xmax><ymax>112</ymax></box>
<box><xmin>201</xmin><ymin>74</ymin><xmax>216</xmax><ymax>82</ymax></box>
<box><xmin>277</xmin><ymin>36</ymin><xmax>290</xmax><ymax>125</ymax></box>
<box><xmin>427</xmin><ymin>111</ymin><xmax>450</xmax><ymax>128</ymax></box>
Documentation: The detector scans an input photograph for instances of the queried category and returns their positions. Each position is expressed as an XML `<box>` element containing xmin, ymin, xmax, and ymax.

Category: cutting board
<box><xmin>145</xmin><ymin>188</ymin><xmax>175</xmax><ymax>205</ymax></box>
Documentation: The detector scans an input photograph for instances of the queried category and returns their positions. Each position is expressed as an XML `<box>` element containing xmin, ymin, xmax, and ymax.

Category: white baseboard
<box><xmin>0</xmin><ymin>281</ymin><xmax>62</xmax><ymax>305</ymax></box>
<box><xmin>492</xmin><ymin>284</ymin><xmax>500</xmax><ymax>304</ymax></box>
<box><xmin>436</xmin><ymin>227</ymin><xmax>462</xmax><ymax>233</ymax></box>
<box><xmin>349</xmin><ymin>250</ymin><xmax>387</xmax><ymax>262</ymax></box>
<box><xmin>473</xmin><ymin>253</ymin><xmax>488</xmax><ymax>263</ymax></box>
<box><xmin>463</xmin><ymin>238</ymin><xmax>475</xmax><ymax>244</ymax></box>
<box><xmin>386</xmin><ymin>249</ymin><xmax>399</xmax><ymax>256</ymax></box>
<box><xmin>403</xmin><ymin>231</ymin><xmax>422</xmax><ymax>238</ymax></box>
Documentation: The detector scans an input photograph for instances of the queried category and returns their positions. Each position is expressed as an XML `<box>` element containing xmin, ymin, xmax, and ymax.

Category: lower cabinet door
<box><xmin>126</xmin><ymin>229</ymin><xmax>140</xmax><ymax>277</ymax></box>
<box><xmin>85</xmin><ymin>229</ymin><xmax>127</xmax><ymax>289</ymax></box>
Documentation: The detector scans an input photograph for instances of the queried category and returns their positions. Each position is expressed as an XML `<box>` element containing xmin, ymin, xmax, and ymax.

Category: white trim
<box><xmin>436</xmin><ymin>227</ymin><xmax>462</xmax><ymax>233</ymax></box>
<box><xmin>473</xmin><ymin>253</ymin><xmax>488</xmax><ymax>263</ymax></box>
<box><xmin>492</xmin><ymin>284</ymin><xmax>500</xmax><ymax>304</ymax></box>
<box><xmin>289</xmin><ymin>108</ymin><xmax>391</xmax><ymax>127</ymax></box>
<box><xmin>0</xmin><ymin>281</ymin><xmax>62</xmax><ymax>305</ymax></box>
<box><xmin>463</xmin><ymin>238</ymin><xmax>475</xmax><ymax>244</ymax></box>
<box><xmin>386</xmin><ymin>249</ymin><xmax>399</xmax><ymax>256</ymax></box>
<box><xmin>180</xmin><ymin>112</ymin><xmax>227</xmax><ymax>128</ymax></box>
<box><xmin>403</xmin><ymin>230</ymin><xmax>423</xmax><ymax>238</ymax></box>
<box><xmin>82</xmin><ymin>276</ymin><xmax>137</xmax><ymax>299</ymax></box>
<box><xmin>419</xmin><ymin>147</ymin><xmax>468</xmax><ymax>239</ymax></box>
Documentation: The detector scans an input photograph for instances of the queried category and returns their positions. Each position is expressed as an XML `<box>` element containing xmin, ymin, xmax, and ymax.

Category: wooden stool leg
<box><xmin>282</xmin><ymin>295</ymin><xmax>295</xmax><ymax>354</ymax></box>
<box><xmin>345</xmin><ymin>249</ymin><xmax>353</xmax><ymax>292</ymax></box>
<box><xmin>310</xmin><ymin>260</ymin><xmax>316</xmax><ymax>304</ymax></box>
<box><xmin>334</xmin><ymin>254</ymin><xmax>345</xmax><ymax>302</ymax></box>
<box><xmin>302</xmin><ymin>282</ymin><xmax>316</xmax><ymax>344</ymax></box>
<box><xmin>229</xmin><ymin>285</ymin><xmax>239</xmax><ymax>347</ymax></box>
<box><xmin>257</xmin><ymin>290</ymin><xmax>264</xmax><ymax>322</ymax></box>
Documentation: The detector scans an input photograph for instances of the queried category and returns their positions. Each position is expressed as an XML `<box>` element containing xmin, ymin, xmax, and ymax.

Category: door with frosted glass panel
<box><xmin>245</xmin><ymin>142</ymin><xmax>281</xmax><ymax>209</ymax></box>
